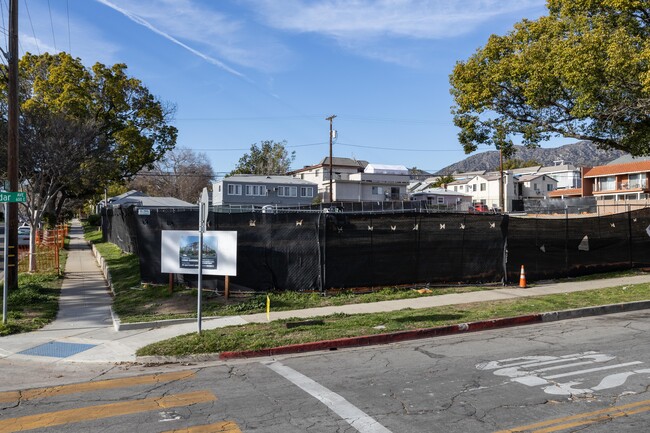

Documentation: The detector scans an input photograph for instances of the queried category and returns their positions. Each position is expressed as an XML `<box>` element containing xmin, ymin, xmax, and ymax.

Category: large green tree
<box><xmin>229</xmin><ymin>140</ymin><xmax>295</xmax><ymax>176</ymax></box>
<box><xmin>450</xmin><ymin>0</ymin><xmax>650</xmax><ymax>156</ymax></box>
<box><xmin>0</xmin><ymin>52</ymin><xmax>177</xmax><ymax>223</ymax></box>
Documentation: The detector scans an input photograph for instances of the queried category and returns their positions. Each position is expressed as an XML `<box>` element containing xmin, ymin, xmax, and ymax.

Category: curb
<box><xmin>218</xmin><ymin>300</ymin><xmax>650</xmax><ymax>360</ymax></box>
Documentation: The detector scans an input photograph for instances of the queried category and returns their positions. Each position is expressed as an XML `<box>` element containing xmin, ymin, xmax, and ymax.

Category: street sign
<box><xmin>0</xmin><ymin>191</ymin><xmax>25</xmax><ymax>203</ymax></box>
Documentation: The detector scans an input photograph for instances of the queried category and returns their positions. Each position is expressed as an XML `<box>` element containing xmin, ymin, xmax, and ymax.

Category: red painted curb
<box><xmin>218</xmin><ymin>314</ymin><xmax>543</xmax><ymax>360</ymax></box>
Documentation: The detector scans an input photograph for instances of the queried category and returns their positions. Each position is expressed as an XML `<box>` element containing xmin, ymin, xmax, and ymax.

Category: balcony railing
<box><xmin>593</xmin><ymin>180</ymin><xmax>647</xmax><ymax>192</ymax></box>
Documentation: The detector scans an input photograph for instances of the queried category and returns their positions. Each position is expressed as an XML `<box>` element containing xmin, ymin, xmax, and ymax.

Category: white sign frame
<box><xmin>161</xmin><ymin>230</ymin><xmax>237</xmax><ymax>276</ymax></box>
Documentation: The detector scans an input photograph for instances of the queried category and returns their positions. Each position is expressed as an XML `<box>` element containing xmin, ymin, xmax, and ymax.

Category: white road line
<box><xmin>544</xmin><ymin>362</ymin><xmax>644</xmax><ymax>379</ymax></box>
<box><xmin>264</xmin><ymin>361</ymin><xmax>393</xmax><ymax>433</ymax></box>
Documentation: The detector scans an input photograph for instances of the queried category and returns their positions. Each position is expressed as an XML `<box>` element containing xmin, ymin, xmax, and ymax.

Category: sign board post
<box><xmin>2</xmin><ymin>191</ymin><xmax>25</xmax><ymax>324</ymax></box>
<box><xmin>196</xmin><ymin>187</ymin><xmax>209</xmax><ymax>334</ymax></box>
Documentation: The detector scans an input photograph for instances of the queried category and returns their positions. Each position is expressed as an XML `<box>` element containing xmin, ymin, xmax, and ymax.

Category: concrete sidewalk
<box><xmin>2</xmin><ymin>219</ymin><xmax>650</xmax><ymax>364</ymax></box>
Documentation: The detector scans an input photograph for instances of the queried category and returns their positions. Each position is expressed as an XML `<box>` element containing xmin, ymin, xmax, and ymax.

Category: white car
<box><xmin>17</xmin><ymin>227</ymin><xmax>30</xmax><ymax>246</ymax></box>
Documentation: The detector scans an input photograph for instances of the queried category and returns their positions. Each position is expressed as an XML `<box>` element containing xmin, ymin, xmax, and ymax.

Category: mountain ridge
<box><xmin>437</xmin><ymin>141</ymin><xmax>625</xmax><ymax>175</ymax></box>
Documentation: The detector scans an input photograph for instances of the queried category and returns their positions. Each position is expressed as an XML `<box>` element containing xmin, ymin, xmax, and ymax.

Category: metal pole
<box><xmin>197</xmin><ymin>201</ymin><xmax>204</xmax><ymax>334</ymax></box>
<box><xmin>6</xmin><ymin>0</ymin><xmax>18</xmax><ymax>291</ymax></box>
<box><xmin>3</xmin><ymin>203</ymin><xmax>7</xmax><ymax>324</ymax></box>
<box><xmin>326</xmin><ymin>115</ymin><xmax>336</xmax><ymax>204</ymax></box>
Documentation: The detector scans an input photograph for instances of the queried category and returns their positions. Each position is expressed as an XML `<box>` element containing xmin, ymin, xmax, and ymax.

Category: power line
<box><xmin>47</xmin><ymin>0</ymin><xmax>56</xmax><ymax>51</ymax></box>
<box><xmin>66</xmin><ymin>0</ymin><xmax>71</xmax><ymax>54</ymax></box>
<box><xmin>23</xmin><ymin>0</ymin><xmax>40</xmax><ymax>54</ymax></box>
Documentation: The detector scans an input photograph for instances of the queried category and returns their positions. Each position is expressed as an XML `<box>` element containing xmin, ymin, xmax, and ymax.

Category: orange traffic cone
<box><xmin>519</xmin><ymin>265</ymin><xmax>527</xmax><ymax>288</ymax></box>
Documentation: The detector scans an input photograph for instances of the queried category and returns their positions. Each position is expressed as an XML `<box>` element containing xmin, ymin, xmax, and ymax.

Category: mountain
<box><xmin>437</xmin><ymin>141</ymin><xmax>626</xmax><ymax>175</ymax></box>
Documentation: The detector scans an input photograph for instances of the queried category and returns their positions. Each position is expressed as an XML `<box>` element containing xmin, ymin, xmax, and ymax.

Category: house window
<box><xmin>300</xmin><ymin>187</ymin><xmax>313</xmax><ymax>197</ymax></box>
<box><xmin>547</xmin><ymin>184</ymin><xmax>554</xmax><ymax>191</ymax></box>
<box><xmin>472</xmin><ymin>184</ymin><xmax>477</xmax><ymax>192</ymax></box>
<box><xmin>245</xmin><ymin>185</ymin><xmax>267</xmax><ymax>196</ymax></box>
<box><xmin>218</xmin><ymin>185</ymin><xmax>221</xmax><ymax>192</ymax></box>
<box><xmin>227</xmin><ymin>184</ymin><xmax>242</xmax><ymax>195</ymax></box>
<box><xmin>453</xmin><ymin>186</ymin><xmax>457</xmax><ymax>192</ymax></box>
<box><xmin>629</xmin><ymin>173</ymin><xmax>644</xmax><ymax>189</ymax></box>
<box><xmin>278</xmin><ymin>186</ymin><xmax>298</xmax><ymax>197</ymax></box>
<box><xmin>372</xmin><ymin>186</ymin><xmax>384</xmax><ymax>195</ymax></box>
<box><xmin>480</xmin><ymin>183</ymin><xmax>486</xmax><ymax>191</ymax></box>
<box><xmin>599</xmin><ymin>176</ymin><xmax>616</xmax><ymax>191</ymax></box>
<box><xmin>437</xmin><ymin>197</ymin><xmax>444</xmax><ymax>204</ymax></box>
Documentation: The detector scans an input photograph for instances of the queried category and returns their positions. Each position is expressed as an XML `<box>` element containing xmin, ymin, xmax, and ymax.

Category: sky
<box><xmin>4</xmin><ymin>0</ymin><xmax>573</xmax><ymax>178</ymax></box>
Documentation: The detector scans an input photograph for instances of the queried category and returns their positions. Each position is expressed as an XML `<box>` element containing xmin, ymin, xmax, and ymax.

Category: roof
<box><xmin>448</xmin><ymin>178</ymin><xmax>472</xmax><ymax>185</ymax></box>
<box><xmin>107</xmin><ymin>190</ymin><xmax>146</xmax><ymax>203</ymax></box>
<box><xmin>538</xmin><ymin>164</ymin><xmax>578</xmax><ymax>174</ymax></box>
<box><xmin>517</xmin><ymin>174</ymin><xmax>558</xmax><ymax>183</ymax></box>
<box><xmin>289</xmin><ymin>157</ymin><xmax>368</xmax><ymax>174</ymax></box>
<box><xmin>364</xmin><ymin>163</ymin><xmax>409</xmax><ymax>174</ymax></box>
<box><xmin>510</xmin><ymin>166</ymin><xmax>541</xmax><ymax>175</ymax></box>
<box><xmin>548</xmin><ymin>188</ymin><xmax>582</xmax><ymax>197</ymax></box>
<box><xmin>584</xmin><ymin>160</ymin><xmax>650</xmax><ymax>178</ymax></box>
<box><xmin>412</xmin><ymin>188</ymin><xmax>472</xmax><ymax>197</ymax></box>
<box><xmin>109</xmin><ymin>192</ymin><xmax>194</xmax><ymax>207</ymax></box>
<box><xmin>221</xmin><ymin>175</ymin><xmax>317</xmax><ymax>185</ymax></box>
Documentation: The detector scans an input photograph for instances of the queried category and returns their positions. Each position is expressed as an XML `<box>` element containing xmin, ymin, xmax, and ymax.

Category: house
<box><xmin>465</xmin><ymin>172</ymin><xmax>518</xmax><ymax>212</ymax></box>
<box><xmin>538</xmin><ymin>161</ymin><xmax>581</xmax><ymax>190</ymax></box>
<box><xmin>410</xmin><ymin>188</ymin><xmax>472</xmax><ymax>209</ymax></box>
<box><xmin>213</xmin><ymin>175</ymin><xmax>318</xmax><ymax>207</ymax></box>
<box><xmin>105</xmin><ymin>190</ymin><xmax>194</xmax><ymax>208</ymax></box>
<box><xmin>582</xmin><ymin>159</ymin><xmax>650</xmax><ymax>202</ymax></box>
<box><xmin>289</xmin><ymin>157</ymin><xmax>368</xmax><ymax>201</ymax></box>
<box><xmin>516</xmin><ymin>173</ymin><xmax>558</xmax><ymax>199</ymax></box>
<box><xmin>290</xmin><ymin>158</ymin><xmax>411</xmax><ymax>202</ymax></box>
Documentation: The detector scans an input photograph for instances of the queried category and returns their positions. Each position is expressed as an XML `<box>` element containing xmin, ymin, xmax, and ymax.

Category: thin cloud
<box><xmin>254</xmin><ymin>0</ymin><xmax>545</xmax><ymax>40</ymax></box>
<box><xmin>95</xmin><ymin>0</ymin><xmax>247</xmax><ymax>79</ymax></box>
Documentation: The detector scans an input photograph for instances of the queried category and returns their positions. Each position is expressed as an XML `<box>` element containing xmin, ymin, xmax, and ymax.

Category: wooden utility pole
<box><xmin>6</xmin><ymin>0</ymin><xmax>19</xmax><ymax>291</ymax></box>
<box><xmin>326</xmin><ymin>115</ymin><xmax>336</xmax><ymax>204</ymax></box>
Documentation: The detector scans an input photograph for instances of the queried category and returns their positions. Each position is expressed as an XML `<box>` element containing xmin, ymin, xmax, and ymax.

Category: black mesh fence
<box><xmin>102</xmin><ymin>206</ymin><xmax>650</xmax><ymax>292</ymax></box>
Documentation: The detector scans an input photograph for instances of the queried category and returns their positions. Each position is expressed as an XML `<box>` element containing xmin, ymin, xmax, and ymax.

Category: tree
<box><xmin>130</xmin><ymin>147</ymin><xmax>215</xmax><ymax>203</ymax></box>
<box><xmin>449</xmin><ymin>0</ymin><xmax>650</xmax><ymax>156</ymax></box>
<box><xmin>0</xmin><ymin>52</ymin><xmax>177</xmax><ymax>270</ymax></box>
<box><xmin>431</xmin><ymin>174</ymin><xmax>456</xmax><ymax>188</ymax></box>
<box><xmin>229</xmin><ymin>140</ymin><xmax>295</xmax><ymax>176</ymax></box>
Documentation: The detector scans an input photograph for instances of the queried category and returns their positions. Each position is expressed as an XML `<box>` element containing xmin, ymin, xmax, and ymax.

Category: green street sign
<box><xmin>0</xmin><ymin>191</ymin><xmax>26</xmax><ymax>203</ymax></box>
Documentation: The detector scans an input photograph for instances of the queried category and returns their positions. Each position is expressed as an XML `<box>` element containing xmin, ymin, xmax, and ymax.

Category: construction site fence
<box><xmin>18</xmin><ymin>225</ymin><xmax>67</xmax><ymax>274</ymax></box>
<box><xmin>102</xmin><ymin>206</ymin><xmax>650</xmax><ymax>293</ymax></box>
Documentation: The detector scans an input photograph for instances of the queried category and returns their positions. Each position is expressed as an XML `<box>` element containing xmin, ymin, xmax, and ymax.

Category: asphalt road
<box><xmin>1</xmin><ymin>310</ymin><xmax>649</xmax><ymax>432</ymax></box>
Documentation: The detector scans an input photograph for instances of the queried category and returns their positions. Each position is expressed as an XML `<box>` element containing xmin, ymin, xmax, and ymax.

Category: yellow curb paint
<box><xmin>494</xmin><ymin>398</ymin><xmax>650</xmax><ymax>433</ymax></box>
<box><xmin>161</xmin><ymin>421</ymin><xmax>243</xmax><ymax>433</ymax></box>
<box><xmin>0</xmin><ymin>390</ymin><xmax>216</xmax><ymax>433</ymax></box>
<box><xmin>0</xmin><ymin>370</ymin><xmax>195</xmax><ymax>403</ymax></box>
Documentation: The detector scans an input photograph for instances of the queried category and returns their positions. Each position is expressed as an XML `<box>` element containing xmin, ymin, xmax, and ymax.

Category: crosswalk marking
<box><xmin>0</xmin><ymin>390</ymin><xmax>216</xmax><ymax>433</ymax></box>
<box><xmin>543</xmin><ymin>361</ymin><xmax>643</xmax><ymax>379</ymax></box>
<box><xmin>161</xmin><ymin>421</ymin><xmax>242</xmax><ymax>432</ymax></box>
<box><xmin>0</xmin><ymin>370</ymin><xmax>196</xmax><ymax>404</ymax></box>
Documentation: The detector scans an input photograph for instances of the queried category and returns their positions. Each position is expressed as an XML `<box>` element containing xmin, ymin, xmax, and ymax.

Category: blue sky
<box><xmin>8</xmin><ymin>0</ymin><xmax>570</xmax><ymax>177</ymax></box>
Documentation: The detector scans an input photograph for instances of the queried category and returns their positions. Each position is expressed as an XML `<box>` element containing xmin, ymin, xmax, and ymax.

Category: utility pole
<box><xmin>499</xmin><ymin>146</ymin><xmax>504</xmax><ymax>212</ymax></box>
<box><xmin>6</xmin><ymin>0</ymin><xmax>19</xmax><ymax>291</ymax></box>
<box><xmin>326</xmin><ymin>115</ymin><xmax>336</xmax><ymax>204</ymax></box>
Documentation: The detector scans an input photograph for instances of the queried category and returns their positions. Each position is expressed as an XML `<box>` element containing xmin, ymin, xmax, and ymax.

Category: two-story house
<box><xmin>582</xmin><ymin>159</ymin><xmax>650</xmax><ymax>202</ymax></box>
<box><xmin>213</xmin><ymin>175</ymin><xmax>318</xmax><ymax>208</ymax></box>
<box><xmin>289</xmin><ymin>157</ymin><xmax>368</xmax><ymax>201</ymax></box>
<box><xmin>516</xmin><ymin>174</ymin><xmax>559</xmax><ymax>199</ymax></box>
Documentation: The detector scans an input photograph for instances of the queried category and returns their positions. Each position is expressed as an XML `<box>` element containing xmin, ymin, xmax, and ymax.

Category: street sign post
<box><xmin>0</xmin><ymin>191</ymin><xmax>25</xmax><ymax>203</ymax></box>
<box><xmin>197</xmin><ymin>187</ymin><xmax>209</xmax><ymax>334</ymax></box>
<box><xmin>2</xmin><ymin>191</ymin><xmax>25</xmax><ymax>324</ymax></box>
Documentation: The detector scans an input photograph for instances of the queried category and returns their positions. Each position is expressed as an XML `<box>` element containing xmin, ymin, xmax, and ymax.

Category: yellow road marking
<box><xmin>494</xmin><ymin>398</ymin><xmax>650</xmax><ymax>432</ymax></box>
<box><xmin>161</xmin><ymin>421</ymin><xmax>243</xmax><ymax>433</ymax></box>
<box><xmin>0</xmin><ymin>390</ymin><xmax>216</xmax><ymax>433</ymax></box>
<box><xmin>0</xmin><ymin>370</ymin><xmax>195</xmax><ymax>403</ymax></box>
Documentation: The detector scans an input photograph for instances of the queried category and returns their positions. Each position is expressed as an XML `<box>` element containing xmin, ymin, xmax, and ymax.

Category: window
<box><xmin>227</xmin><ymin>184</ymin><xmax>242</xmax><ymax>195</ymax></box>
<box><xmin>245</xmin><ymin>185</ymin><xmax>267</xmax><ymax>196</ymax></box>
<box><xmin>629</xmin><ymin>173</ymin><xmax>644</xmax><ymax>189</ymax></box>
<box><xmin>453</xmin><ymin>186</ymin><xmax>457</xmax><ymax>192</ymax></box>
<box><xmin>547</xmin><ymin>184</ymin><xmax>554</xmax><ymax>192</ymax></box>
<box><xmin>437</xmin><ymin>197</ymin><xmax>444</xmax><ymax>204</ymax></box>
<box><xmin>218</xmin><ymin>185</ymin><xmax>221</xmax><ymax>192</ymax></box>
<box><xmin>472</xmin><ymin>184</ymin><xmax>477</xmax><ymax>192</ymax></box>
<box><xmin>278</xmin><ymin>186</ymin><xmax>298</xmax><ymax>197</ymax></box>
<box><xmin>480</xmin><ymin>183</ymin><xmax>486</xmax><ymax>191</ymax></box>
<box><xmin>300</xmin><ymin>187</ymin><xmax>313</xmax><ymax>197</ymax></box>
<box><xmin>599</xmin><ymin>176</ymin><xmax>616</xmax><ymax>191</ymax></box>
<box><xmin>372</xmin><ymin>186</ymin><xmax>384</xmax><ymax>195</ymax></box>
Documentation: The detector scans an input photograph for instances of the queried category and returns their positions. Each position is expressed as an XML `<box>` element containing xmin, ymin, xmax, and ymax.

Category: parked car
<box><xmin>469</xmin><ymin>204</ymin><xmax>489</xmax><ymax>213</ymax></box>
<box><xmin>17</xmin><ymin>226</ymin><xmax>30</xmax><ymax>246</ymax></box>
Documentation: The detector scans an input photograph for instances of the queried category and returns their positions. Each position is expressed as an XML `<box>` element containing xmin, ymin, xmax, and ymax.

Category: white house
<box><xmin>213</xmin><ymin>175</ymin><xmax>318</xmax><ymax>207</ymax></box>
<box><xmin>410</xmin><ymin>188</ymin><xmax>472</xmax><ymax>209</ymax></box>
<box><xmin>517</xmin><ymin>173</ymin><xmax>559</xmax><ymax>199</ymax></box>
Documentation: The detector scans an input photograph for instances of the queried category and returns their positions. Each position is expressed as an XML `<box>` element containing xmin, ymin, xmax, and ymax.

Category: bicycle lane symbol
<box><xmin>476</xmin><ymin>351</ymin><xmax>650</xmax><ymax>395</ymax></box>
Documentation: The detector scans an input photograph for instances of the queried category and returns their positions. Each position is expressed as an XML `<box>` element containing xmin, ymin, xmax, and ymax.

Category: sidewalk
<box><xmin>2</xmin><ymin>219</ymin><xmax>650</xmax><ymax>365</ymax></box>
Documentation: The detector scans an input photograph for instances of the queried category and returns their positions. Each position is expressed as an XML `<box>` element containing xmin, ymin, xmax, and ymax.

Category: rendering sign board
<box><xmin>161</xmin><ymin>230</ymin><xmax>237</xmax><ymax>276</ymax></box>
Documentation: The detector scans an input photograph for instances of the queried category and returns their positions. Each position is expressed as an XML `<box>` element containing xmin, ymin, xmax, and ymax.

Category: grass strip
<box><xmin>0</xmin><ymin>250</ymin><xmax>68</xmax><ymax>335</ymax></box>
<box><xmin>136</xmin><ymin>283</ymin><xmax>650</xmax><ymax>357</ymax></box>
